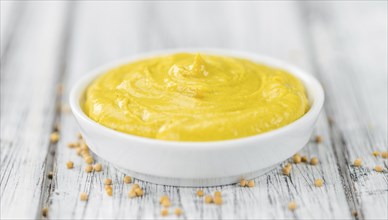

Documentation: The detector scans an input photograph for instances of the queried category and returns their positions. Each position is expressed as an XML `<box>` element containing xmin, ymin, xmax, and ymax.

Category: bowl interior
<box><xmin>70</xmin><ymin>49</ymin><xmax>324</xmax><ymax>146</ymax></box>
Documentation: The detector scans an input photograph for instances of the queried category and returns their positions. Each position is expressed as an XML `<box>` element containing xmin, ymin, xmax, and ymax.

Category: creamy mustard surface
<box><xmin>84</xmin><ymin>53</ymin><xmax>309</xmax><ymax>141</ymax></box>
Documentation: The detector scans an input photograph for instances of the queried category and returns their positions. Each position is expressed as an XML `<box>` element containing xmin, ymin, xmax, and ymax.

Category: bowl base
<box><xmin>111</xmin><ymin>163</ymin><xmax>279</xmax><ymax>187</ymax></box>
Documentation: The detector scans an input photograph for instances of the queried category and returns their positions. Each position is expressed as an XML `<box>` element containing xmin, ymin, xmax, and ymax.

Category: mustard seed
<box><xmin>315</xmin><ymin>135</ymin><xmax>323</xmax><ymax>143</ymax></box>
<box><xmin>42</xmin><ymin>207</ymin><xmax>48</xmax><ymax>217</ymax></box>
<box><xmin>106</xmin><ymin>188</ymin><xmax>113</xmax><ymax>196</ymax></box>
<box><xmin>196</xmin><ymin>189</ymin><xmax>204</xmax><ymax>197</ymax></box>
<box><xmin>160</xmin><ymin>195</ymin><xmax>169</xmax><ymax>204</ymax></box>
<box><xmin>293</xmin><ymin>154</ymin><xmax>302</xmax><ymax>164</ymax></box>
<box><xmin>77</xmin><ymin>132</ymin><xmax>83</xmax><ymax>140</ymax></box>
<box><xmin>132</xmin><ymin>183</ymin><xmax>140</xmax><ymax>189</ymax></box>
<box><xmin>248</xmin><ymin>180</ymin><xmax>255</xmax><ymax>187</ymax></box>
<box><xmin>85</xmin><ymin>165</ymin><xmax>93</xmax><ymax>173</ymax></box>
<box><xmin>66</xmin><ymin>161</ymin><xmax>74</xmax><ymax>169</ymax></box>
<box><xmin>161</xmin><ymin>208</ymin><xmax>169</xmax><ymax>217</ymax></box>
<box><xmin>381</xmin><ymin>151</ymin><xmax>388</xmax><ymax>159</ymax></box>
<box><xmin>353</xmin><ymin>158</ymin><xmax>362</xmax><ymax>167</ymax></box>
<box><xmin>104</xmin><ymin>178</ymin><xmax>112</xmax><ymax>185</ymax></box>
<box><xmin>135</xmin><ymin>188</ymin><xmax>144</xmax><ymax>196</ymax></box>
<box><xmin>240</xmin><ymin>179</ymin><xmax>247</xmax><ymax>187</ymax></box>
<box><xmin>214</xmin><ymin>191</ymin><xmax>222</xmax><ymax>197</ymax></box>
<box><xmin>50</xmin><ymin>132</ymin><xmax>60</xmax><ymax>143</ymax></box>
<box><xmin>76</xmin><ymin>148</ymin><xmax>82</xmax><ymax>156</ymax></box>
<box><xmin>128</xmin><ymin>190</ymin><xmax>137</xmax><ymax>198</ymax></box>
<box><xmin>284</xmin><ymin>163</ymin><xmax>292</xmax><ymax>169</ymax></box>
<box><xmin>81</xmin><ymin>149</ymin><xmax>90</xmax><ymax>156</ymax></box>
<box><xmin>84</xmin><ymin>156</ymin><xmax>94</xmax><ymax>164</ymax></box>
<box><xmin>214</xmin><ymin>196</ymin><xmax>223</xmax><ymax>205</ymax></box>
<box><xmin>67</xmin><ymin>142</ymin><xmax>77</xmax><ymax>148</ymax></box>
<box><xmin>161</xmin><ymin>198</ymin><xmax>171</xmax><ymax>207</ymax></box>
<box><xmin>204</xmin><ymin>195</ymin><xmax>213</xmax><ymax>204</ymax></box>
<box><xmin>310</xmin><ymin>157</ymin><xmax>319</xmax><ymax>166</ymax></box>
<box><xmin>80</xmin><ymin>192</ymin><xmax>88</xmax><ymax>201</ymax></box>
<box><xmin>374</xmin><ymin>165</ymin><xmax>383</xmax><ymax>172</ymax></box>
<box><xmin>301</xmin><ymin>156</ymin><xmax>308</xmax><ymax>163</ymax></box>
<box><xmin>105</xmin><ymin>185</ymin><xmax>112</xmax><ymax>191</ymax></box>
<box><xmin>47</xmin><ymin>171</ymin><xmax>54</xmax><ymax>179</ymax></box>
<box><xmin>80</xmin><ymin>142</ymin><xmax>88</xmax><ymax>148</ymax></box>
<box><xmin>373</xmin><ymin>151</ymin><xmax>380</xmax><ymax>157</ymax></box>
<box><xmin>288</xmin><ymin>201</ymin><xmax>297</xmax><ymax>211</ymax></box>
<box><xmin>174</xmin><ymin>208</ymin><xmax>183</xmax><ymax>216</ymax></box>
<box><xmin>124</xmin><ymin>176</ymin><xmax>132</xmax><ymax>184</ymax></box>
<box><xmin>282</xmin><ymin>167</ymin><xmax>291</xmax><ymax>176</ymax></box>
<box><xmin>94</xmin><ymin>163</ymin><xmax>102</xmax><ymax>172</ymax></box>
<box><xmin>314</xmin><ymin>179</ymin><xmax>324</xmax><ymax>187</ymax></box>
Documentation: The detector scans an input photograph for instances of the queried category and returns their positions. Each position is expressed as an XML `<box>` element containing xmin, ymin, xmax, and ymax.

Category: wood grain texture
<box><xmin>302</xmin><ymin>2</ymin><xmax>388</xmax><ymax>219</ymax></box>
<box><xmin>0</xmin><ymin>1</ymin><xmax>387</xmax><ymax>219</ymax></box>
<box><xmin>0</xmin><ymin>1</ymin><xmax>69</xmax><ymax>219</ymax></box>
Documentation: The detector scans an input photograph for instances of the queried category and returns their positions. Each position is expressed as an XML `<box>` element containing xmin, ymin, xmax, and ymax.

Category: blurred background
<box><xmin>1</xmin><ymin>1</ymin><xmax>387</xmax><ymax>219</ymax></box>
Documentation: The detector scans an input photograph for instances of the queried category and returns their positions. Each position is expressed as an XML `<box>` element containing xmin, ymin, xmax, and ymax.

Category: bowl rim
<box><xmin>69</xmin><ymin>48</ymin><xmax>324</xmax><ymax>148</ymax></box>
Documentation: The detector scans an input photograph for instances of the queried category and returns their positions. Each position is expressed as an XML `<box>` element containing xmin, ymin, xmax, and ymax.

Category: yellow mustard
<box><xmin>84</xmin><ymin>53</ymin><xmax>309</xmax><ymax>141</ymax></box>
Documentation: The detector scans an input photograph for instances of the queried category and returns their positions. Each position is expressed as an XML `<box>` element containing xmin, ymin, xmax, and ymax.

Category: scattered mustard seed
<box><xmin>301</xmin><ymin>156</ymin><xmax>308</xmax><ymax>163</ymax></box>
<box><xmin>135</xmin><ymin>188</ymin><xmax>144</xmax><ymax>196</ymax></box>
<box><xmin>104</xmin><ymin>178</ymin><xmax>112</xmax><ymax>185</ymax></box>
<box><xmin>161</xmin><ymin>208</ymin><xmax>169</xmax><ymax>217</ymax></box>
<box><xmin>128</xmin><ymin>190</ymin><xmax>137</xmax><ymax>198</ymax></box>
<box><xmin>282</xmin><ymin>167</ymin><xmax>291</xmax><ymax>176</ymax></box>
<box><xmin>353</xmin><ymin>158</ymin><xmax>362</xmax><ymax>167</ymax></box>
<box><xmin>240</xmin><ymin>179</ymin><xmax>247</xmax><ymax>187</ymax></box>
<box><xmin>174</xmin><ymin>208</ymin><xmax>183</xmax><ymax>216</ymax></box>
<box><xmin>381</xmin><ymin>151</ymin><xmax>388</xmax><ymax>159</ymax></box>
<box><xmin>372</xmin><ymin>151</ymin><xmax>380</xmax><ymax>157</ymax></box>
<box><xmin>284</xmin><ymin>163</ymin><xmax>292</xmax><ymax>169</ymax></box>
<box><xmin>288</xmin><ymin>201</ymin><xmax>297</xmax><ymax>211</ymax></box>
<box><xmin>161</xmin><ymin>198</ymin><xmax>171</xmax><ymax>207</ymax></box>
<box><xmin>310</xmin><ymin>157</ymin><xmax>319</xmax><ymax>166</ymax></box>
<box><xmin>50</xmin><ymin>132</ymin><xmax>60</xmax><ymax>143</ymax></box>
<box><xmin>94</xmin><ymin>163</ymin><xmax>102</xmax><ymax>172</ymax></box>
<box><xmin>160</xmin><ymin>195</ymin><xmax>169</xmax><ymax>204</ymax></box>
<box><xmin>80</xmin><ymin>144</ymin><xmax>89</xmax><ymax>152</ymax></box>
<box><xmin>132</xmin><ymin>183</ymin><xmax>140</xmax><ymax>189</ymax></box>
<box><xmin>248</xmin><ymin>180</ymin><xmax>255</xmax><ymax>187</ymax></box>
<box><xmin>352</xmin><ymin>210</ymin><xmax>358</xmax><ymax>217</ymax></box>
<box><xmin>196</xmin><ymin>189</ymin><xmax>204</xmax><ymax>197</ymax></box>
<box><xmin>293</xmin><ymin>154</ymin><xmax>302</xmax><ymax>164</ymax></box>
<box><xmin>214</xmin><ymin>191</ymin><xmax>222</xmax><ymax>197</ymax></box>
<box><xmin>106</xmin><ymin>188</ymin><xmax>113</xmax><ymax>196</ymax></box>
<box><xmin>66</xmin><ymin>161</ymin><xmax>74</xmax><ymax>169</ymax></box>
<box><xmin>67</xmin><ymin>142</ymin><xmax>77</xmax><ymax>148</ymax></box>
<box><xmin>214</xmin><ymin>196</ymin><xmax>223</xmax><ymax>205</ymax></box>
<box><xmin>76</xmin><ymin>148</ymin><xmax>82</xmax><ymax>156</ymax></box>
<box><xmin>315</xmin><ymin>135</ymin><xmax>323</xmax><ymax>143</ymax></box>
<box><xmin>80</xmin><ymin>192</ymin><xmax>88</xmax><ymax>201</ymax></box>
<box><xmin>105</xmin><ymin>185</ymin><xmax>112</xmax><ymax>191</ymax></box>
<box><xmin>124</xmin><ymin>176</ymin><xmax>132</xmax><ymax>184</ymax></box>
<box><xmin>77</xmin><ymin>132</ymin><xmax>83</xmax><ymax>140</ymax></box>
<box><xmin>374</xmin><ymin>165</ymin><xmax>383</xmax><ymax>172</ymax></box>
<box><xmin>84</xmin><ymin>156</ymin><xmax>94</xmax><ymax>164</ymax></box>
<box><xmin>85</xmin><ymin>165</ymin><xmax>93</xmax><ymax>173</ymax></box>
<box><xmin>47</xmin><ymin>171</ymin><xmax>54</xmax><ymax>179</ymax></box>
<box><xmin>314</xmin><ymin>179</ymin><xmax>324</xmax><ymax>187</ymax></box>
<box><xmin>204</xmin><ymin>195</ymin><xmax>213</xmax><ymax>204</ymax></box>
<box><xmin>42</xmin><ymin>207</ymin><xmax>48</xmax><ymax>217</ymax></box>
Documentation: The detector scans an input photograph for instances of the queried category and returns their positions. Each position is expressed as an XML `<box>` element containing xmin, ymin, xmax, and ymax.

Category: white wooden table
<box><xmin>1</xmin><ymin>1</ymin><xmax>387</xmax><ymax>219</ymax></box>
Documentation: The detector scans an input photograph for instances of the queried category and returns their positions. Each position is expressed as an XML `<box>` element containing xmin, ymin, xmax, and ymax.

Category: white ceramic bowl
<box><xmin>70</xmin><ymin>49</ymin><xmax>324</xmax><ymax>187</ymax></box>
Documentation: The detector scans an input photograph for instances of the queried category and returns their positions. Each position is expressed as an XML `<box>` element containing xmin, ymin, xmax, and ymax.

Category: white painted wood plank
<box><xmin>0</xmin><ymin>1</ymin><xmax>69</xmax><ymax>219</ymax></box>
<box><xmin>47</xmin><ymin>1</ymin><xmax>355</xmax><ymax>219</ymax></box>
<box><xmin>303</xmin><ymin>1</ymin><xmax>388</xmax><ymax>219</ymax></box>
<box><xmin>0</xmin><ymin>1</ymin><xmax>23</xmax><ymax>57</ymax></box>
